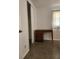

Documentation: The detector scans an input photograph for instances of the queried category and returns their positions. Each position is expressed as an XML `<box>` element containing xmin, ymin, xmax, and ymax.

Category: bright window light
<box><xmin>52</xmin><ymin>11</ymin><xmax>60</xmax><ymax>28</ymax></box>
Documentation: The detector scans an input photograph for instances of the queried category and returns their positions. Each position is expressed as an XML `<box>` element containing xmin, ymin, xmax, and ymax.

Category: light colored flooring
<box><xmin>24</xmin><ymin>40</ymin><xmax>60</xmax><ymax>59</ymax></box>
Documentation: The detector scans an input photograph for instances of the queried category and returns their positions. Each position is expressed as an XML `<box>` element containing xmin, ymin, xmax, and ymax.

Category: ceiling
<box><xmin>31</xmin><ymin>0</ymin><xmax>60</xmax><ymax>8</ymax></box>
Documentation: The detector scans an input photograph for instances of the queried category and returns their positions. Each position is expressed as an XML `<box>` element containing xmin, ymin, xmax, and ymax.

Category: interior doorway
<box><xmin>27</xmin><ymin>1</ymin><xmax>32</xmax><ymax>49</ymax></box>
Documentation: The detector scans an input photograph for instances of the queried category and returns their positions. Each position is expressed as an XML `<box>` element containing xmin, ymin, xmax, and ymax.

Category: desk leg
<box><xmin>51</xmin><ymin>31</ymin><xmax>53</xmax><ymax>40</ymax></box>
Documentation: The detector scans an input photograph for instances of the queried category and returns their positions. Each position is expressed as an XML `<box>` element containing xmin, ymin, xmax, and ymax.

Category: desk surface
<box><xmin>35</xmin><ymin>30</ymin><xmax>53</xmax><ymax>32</ymax></box>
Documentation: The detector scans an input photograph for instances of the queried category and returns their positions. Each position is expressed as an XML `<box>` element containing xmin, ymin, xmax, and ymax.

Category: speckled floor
<box><xmin>24</xmin><ymin>40</ymin><xmax>60</xmax><ymax>59</ymax></box>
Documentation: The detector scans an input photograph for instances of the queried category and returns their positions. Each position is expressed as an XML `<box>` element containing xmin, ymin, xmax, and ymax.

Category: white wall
<box><xmin>27</xmin><ymin>0</ymin><xmax>60</xmax><ymax>41</ymax></box>
<box><xmin>37</xmin><ymin>7</ymin><xmax>52</xmax><ymax>29</ymax></box>
<box><xmin>19</xmin><ymin>0</ymin><xmax>29</xmax><ymax>59</ymax></box>
<box><xmin>31</xmin><ymin>6</ymin><xmax>37</xmax><ymax>43</ymax></box>
<box><xmin>36</xmin><ymin>4</ymin><xmax>60</xmax><ymax>40</ymax></box>
<box><xmin>44</xmin><ymin>32</ymin><xmax>52</xmax><ymax>40</ymax></box>
<box><xmin>28</xmin><ymin>0</ymin><xmax>37</xmax><ymax>43</ymax></box>
<box><xmin>37</xmin><ymin>7</ymin><xmax>52</xmax><ymax>40</ymax></box>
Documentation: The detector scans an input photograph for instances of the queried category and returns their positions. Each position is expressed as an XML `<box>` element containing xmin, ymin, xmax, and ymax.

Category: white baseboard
<box><xmin>22</xmin><ymin>49</ymin><xmax>29</xmax><ymax>59</ymax></box>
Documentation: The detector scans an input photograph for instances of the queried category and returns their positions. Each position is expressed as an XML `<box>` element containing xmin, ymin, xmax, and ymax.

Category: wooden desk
<box><xmin>34</xmin><ymin>30</ymin><xmax>53</xmax><ymax>42</ymax></box>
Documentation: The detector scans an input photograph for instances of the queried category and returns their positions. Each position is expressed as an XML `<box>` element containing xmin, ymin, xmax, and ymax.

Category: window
<box><xmin>52</xmin><ymin>11</ymin><xmax>60</xmax><ymax>29</ymax></box>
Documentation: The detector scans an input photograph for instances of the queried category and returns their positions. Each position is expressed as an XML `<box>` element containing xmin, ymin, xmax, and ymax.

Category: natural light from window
<box><xmin>52</xmin><ymin>11</ymin><xmax>60</xmax><ymax>29</ymax></box>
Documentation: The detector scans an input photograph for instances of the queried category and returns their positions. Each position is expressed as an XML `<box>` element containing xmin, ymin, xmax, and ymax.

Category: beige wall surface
<box><xmin>36</xmin><ymin>7</ymin><xmax>52</xmax><ymax>40</ymax></box>
<box><xmin>30</xmin><ymin>2</ymin><xmax>37</xmax><ymax>43</ymax></box>
<box><xmin>36</xmin><ymin>6</ymin><xmax>60</xmax><ymax>40</ymax></box>
<box><xmin>37</xmin><ymin>7</ymin><xmax>52</xmax><ymax>29</ymax></box>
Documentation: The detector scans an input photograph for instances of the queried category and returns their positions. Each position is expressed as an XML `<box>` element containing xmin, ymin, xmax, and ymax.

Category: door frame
<box><xmin>27</xmin><ymin>1</ymin><xmax>32</xmax><ymax>49</ymax></box>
